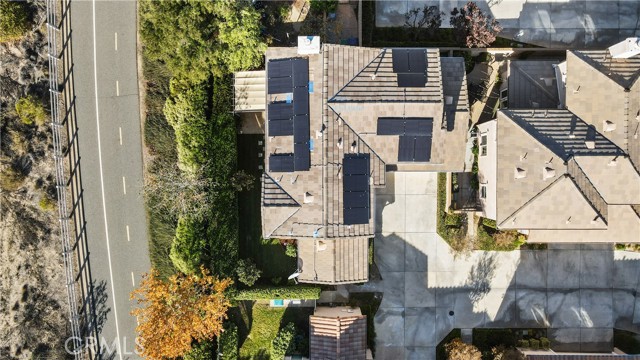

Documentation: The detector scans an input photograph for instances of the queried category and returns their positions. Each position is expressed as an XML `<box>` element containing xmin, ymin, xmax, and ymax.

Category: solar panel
<box><xmin>397</xmin><ymin>73</ymin><xmax>426</xmax><ymax>87</ymax></box>
<box><xmin>268</xmin><ymin>119</ymin><xmax>294</xmax><ymax>136</ymax></box>
<box><xmin>398</xmin><ymin>136</ymin><xmax>415</xmax><ymax>162</ymax></box>
<box><xmin>270</xmin><ymin>154</ymin><xmax>295</xmax><ymax>172</ymax></box>
<box><xmin>377</xmin><ymin>118</ymin><xmax>405</xmax><ymax>135</ymax></box>
<box><xmin>408</xmin><ymin>49</ymin><xmax>427</xmax><ymax>73</ymax></box>
<box><xmin>392</xmin><ymin>49</ymin><xmax>410</xmax><ymax>73</ymax></box>
<box><xmin>292</xmin><ymin>58</ymin><xmax>309</xmax><ymax>87</ymax></box>
<box><xmin>268</xmin><ymin>59</ymin><xmax>291</xmax><ymax>78</ymax></box>
<box><xmin>293</xmin><ymin>87</ymin><xmax>309</xmax><ymax>115</ymax></box>
<box><xmin>294</xmin><ymin>143</ymin><xmax>310</xmax><ymax>171</ymax></box>
<box><xmin>268</xmin><ymin>77</ymin><xmax>293</xmax><ymax>94</ymax></box>
<box><xmin>293</xmin><ymin>115</ymin><xmax>310</xmax><ymax>143</ymax></box>
<box><xmin>404</xmin><ymin>118</ymin><xmax>433</xmax><ymax>136</ymax></box>
<box><xmin>413</xmin><ymin>136</ymin><xmax>432</xmax><ymax>162</ymax></box>
<box><xmin>268</xmin><ymin>102</ymin><xmax>293</xmax><ymax>120</ymax></box>
<box><xmin>343</xmin><ymin>154</ymin><xmax>370</xmax><ymax>225</ymax></box>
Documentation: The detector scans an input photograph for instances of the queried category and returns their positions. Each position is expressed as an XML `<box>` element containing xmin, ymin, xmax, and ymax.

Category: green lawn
<box><xmin>237</xmin><ymin>135</ymin><xmax>296</xmax><ymax>281</ymax></box>
<box><xmin>230</xmin><ymin>302</ymin><xmax>313</xmax><ymax>360</ymax></box>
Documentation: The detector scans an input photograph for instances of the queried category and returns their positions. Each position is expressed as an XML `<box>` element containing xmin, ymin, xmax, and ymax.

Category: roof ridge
<box><xmin>511</xmin><ymin>61</ymin><xmax>559</xmax><ymax>103</ymax></box>
<box><xmin>328</xmin><ymin>105</ymin><xmax>386</xmax><ymax>170</ymax></box>
<box><xmin>498</xmin><ymin>175</ymin><xmax>566</xmax><ymax>228</ymax></box>
<box><xmin>329</xmin><ymin>48</ymin><xmax>385</xmax><ymax>102</ymax></box>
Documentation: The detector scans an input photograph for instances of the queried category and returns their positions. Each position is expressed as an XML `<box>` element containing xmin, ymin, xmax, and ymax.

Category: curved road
<box><xmin>70</xmin><ymin>1</ymin><xmax>150</xmax><ymax>358</ymax></box>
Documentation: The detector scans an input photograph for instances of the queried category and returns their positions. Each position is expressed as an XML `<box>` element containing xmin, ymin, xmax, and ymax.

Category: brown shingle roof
<box><xmin>310</xmin><ymin>307</ymin><xmax>367</xmax><ymax>360</ymax></box>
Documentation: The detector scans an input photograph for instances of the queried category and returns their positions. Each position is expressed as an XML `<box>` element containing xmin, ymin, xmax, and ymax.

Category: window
<box><xmin>480</xmin><ymin>185</ymin><xmax>487</xmax><ymax>199</ymax></box>
<box><xmin>499</xmin><ymin>88</ymin><xmax>508</xmax><ymax>109</ymax></box>
<box><xmin>480</xmin><ymin>135</ymin><xmax>488</xmax><ymax>156</ymax></box>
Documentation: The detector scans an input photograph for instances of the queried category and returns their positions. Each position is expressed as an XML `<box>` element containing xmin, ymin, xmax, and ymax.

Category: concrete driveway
<box><xmin>345</xmin><ymin>172</ymin><xmax>640</xmax><ymax>360</ymax></box>
<box><xmin>375</xmin><ymin>0</ymin><xmax>640</xmax><ymax>49</ymax></box>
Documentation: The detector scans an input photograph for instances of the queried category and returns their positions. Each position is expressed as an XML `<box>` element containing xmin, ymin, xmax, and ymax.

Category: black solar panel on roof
<box><xmin>404</xmin><ymin>118</ymin><xmax>433</xmax><ymax>136</ymax></box>
<box><xmin>270</xmin><ymin>154</ymin><xmax>295</xmax><ymax>172</ymax></box>
<box><xmin>293</xmin><ymin>87</ymin><xmax>309</xmax><ymax>115</ymax></box>
<box><xmin>292</xmin><ymin>58</ymin><xmax>309</xmax><ymax>87</ymax></box>
<box><xmin>268</xmin><ymin>77</ymin><xmax>293</xmax><ymax>94</ymax></box>
<box><xmin>392</xmin><ymin>50</ymin><xmax>410</xmax><ymax>73</ymax></box>
<box><xmin>269</xmin><ymin>119</ymin><xmax>294</xmax><ymax>136</ymax></box>
<box><xmin>268</xmin><ymin>102</ymin><xmax>294</xmax><ymax>120</ymax></box>
<box><xmin>377</xmin><ymin>118</ymin><xmax>405</xmax><ymax>135</ymax></box>
<box><xmin>268</xmin><ymin>59</ymin><xmax>291</xmax><ymax>78</ymax></box>
<box><xmin>408</xmin><ymin>49</ymin><xmax>427</xmax><ymax>72</ymax></box>
<box><xmin>294</xmin><ymin>143</ymin><xmax>310</xmax><ymax>171</ymax></box>
<box><xmin>398</xmin><ymin>135</ymin><xmax>432</xmax><ymax>162</ymax></box>
<box><xmin>293</xmin><ymin>115</ymin><xmax>310</xmax><ymax>143</ymax></box>
<box><xmin>343</xmin><ymin>154</ymin><xmax>370</xmax><ymax>225</ymax></box>
<box><xmin>397</xmin><ymin>73</ymin><xmax>427</xmax><ymax>87</ymax></box>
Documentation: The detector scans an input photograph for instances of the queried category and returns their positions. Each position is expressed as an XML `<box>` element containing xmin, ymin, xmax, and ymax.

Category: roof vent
<box><xmin>608</xmin><ymin>37</ymin><xmax>640</xmax><ymax>59</ymax></box>
<box><xmin>445</xmin><ymin>96</ymin><xmax>454</xmax><ymax>105</ymax></box>
<box><xmin>540</xmin><ymin>77</ymin><xmax>554</xmax><ymax>87</ymax></box>
<box><xmin>370</xmin><ymin>73</ymin><xmax>377</xmax><ymax>80</ymax></box>
<box><xmin>304</xmin><ymin>192</ymin><xmax>314</xmax><ymax>203</ymax></box>
<box><xmin>573</xmin><ymin>85</ymin><xmax>580</xmax><ymax>94</ymax></box>
<box><xmin>350</xmin><ymin>141</ymin><xmax>357</xmax><ymax>153</ymax></box>
<box><xmin>591</xmin><ymin>216</ymin><xmax>604</xmax><ymax>225</ymax></box>
<box><xmin>520</xmin><ymin>152</ymin><xmax>528</xmax><ymax>161</ymax></box>
<box><xmin>565</xmin><ymin>216</ymin><xmax>572</xmax><ymax>224</ymax></box>
<box><xmin>603</xmin><ymin>120</ymin><xmax>616</xmax><ymax>132</ymax></box>
<box><xmin>585</xmin><ymin>140</ymin><xmax>596</xmax><ymax>149</ymax></box>
<box><xmin>337</xmin><ymin>137</ymin><xmax>343</xmax><ymax>149</ymax></box>
<box><xmin>543</xmin><ymin>167</ymin><xmax>556</xmax><ymax>180</ymax></box>
<box><xmin>317</xmin><ymin>241</ymin><xmax>327</xmax><ymax>251</ymax></box>
<box><xmin>514</xmin><ymin>167</ymin><xmax>527</xmax><ymax>179</ymax></box>
<box><xmin>608</xmin><ymin>157</ymin><xmax>618</xmax><ymax>167</ymax></box>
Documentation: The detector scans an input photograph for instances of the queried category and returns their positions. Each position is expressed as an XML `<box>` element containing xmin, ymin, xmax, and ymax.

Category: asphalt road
<box><xmin>70</xmin><ymin>1</ymin><xmax>150</xmax><ymax>358</ymax></box>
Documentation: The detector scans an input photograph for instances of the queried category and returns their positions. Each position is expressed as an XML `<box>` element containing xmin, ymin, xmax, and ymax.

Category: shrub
<box><xmin>368</xmin><ymin>238</ymin><xmax>374</xmax><ymax>265</ymax></box>
<box><xmin>234</xmin><ymin>286</ymin><xmax>321</xmax><ymax>300</ymax></box>
<box><xmin>39</xmin><ymin>194</ymin><xmax>56</xmax><ymax>212</ymax></box>
<box><xmin>0</xmin><ymin>165</ymin><xmax>26</xmax><ymax>191</ymax></box>
<box><xmin>0</xmin><ymin>0</ymin><xmax>31</xmax><ymax>42</ymax></box>
<box><xmin>218</xmin><ymin>323</ymin><xmax>239</xmax><ymax>360</ymax></box>
<box><xmin>540</xmin><ymin>337</ymin><xmax>550</xmax><ymax>349</ymax></box>
<box><xmin>183</xmin><ymin>340</ymin><xmax>214</xmax><ymax>360</ymax></box>
<box><xmin>517</xmin><ymin>339</ymin><xmax>529</xmax><ymax>348</ymax></box>
<box><xmin>285</xmin><ymin>244</ymin><xmax>297</xmax><ymax>258</ymax></box>
<box><xmin>271</xmin><ymin>322</ymin><xmax>296</xmax><ymax>360</ymax></box>
<box><xmin>482</xmin><ymin>218</ymin><xmax>497</xmax><ymax>229</ymax></box>
<box><xmin>445</xmin><ymin>212</ymin><xmax>463</xmax><ymax>227</ymax></box>
<box><xmin>169</xmin><ymin>216</ymin><xmax>207</xmax><ymax>274</ymax></box>
<box><xmin>236</xmin><ymin>258</ymin><xmax>262</xmax><ymax>287</ymax></box>
<box><xmin>529</xmin><ymin>338</ymin><xmax>540</xmax><ymax>350</ymax></box>
<box><xmin>445</xmin><ymin>338</ymin><xmax>481</xmax><ymax>360</ymax></box>
<box><xmin>15</xmin><ymin>96</ymin><xmax>47</xmax><ymax>126</ymax></box>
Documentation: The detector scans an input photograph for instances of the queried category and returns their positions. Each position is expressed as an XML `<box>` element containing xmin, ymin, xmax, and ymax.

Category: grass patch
<box><xmin>436</xmin><ymin>329</ymin><xmax>461</xmax><ymax>360</ymax></box>
<box><xmin>436</xmin><ymin>173</ymin><xmax>469</xmax><ymax>254</ymax></box>
<box><xmin>232</xmin><ymin>302</ymin><xmax>313</xmax><ymax>360</ymax></box>
<box><xmin>348</xmin><ymin>292</ymin><xmax>382</xmax><ymax>357</ymax></box>
<box><xmin>0</xmin><ymin>164</ymin><xmax>26</xmax><ymax>191</ymax></box>
<box><xmin>147</xmin><ymin>201</ymin><xmax>178</xmax><ymax>279</ymax></box>
<box><xmin>237</xmin><ymin>134</ymin><xmax>296</xmax><ymax>281</ymax></box>
<box><xmin>615</xmin><ymin>329</ymin><xmax>640</xmax><ymax>354</ymax></box>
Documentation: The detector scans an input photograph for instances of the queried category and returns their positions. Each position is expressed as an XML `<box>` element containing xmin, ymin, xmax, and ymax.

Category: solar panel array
<box><xmin>343</xmin><ymin>154</ymin><xmax>371</xmax><ymax>225</ymax></box>
<box><xmin>376</xmin><ymin>117</ymin><xmax>434</xmax><ymax>162</ymax></box>
<box><xmin>267</xmin><ymin>58</ymin><xmax>311</xmax><ymax>172</ymax></box>
<box><xmin>392</xmin><ymin>49</ymin><xmax>427</xmax><ymax>88</ymax></box>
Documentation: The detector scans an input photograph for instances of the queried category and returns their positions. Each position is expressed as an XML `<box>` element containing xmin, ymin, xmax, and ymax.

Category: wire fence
<box><xmin>46</xmin><ymin>0</ymin><xmax>100</xmax><ymax>358</ymax></box>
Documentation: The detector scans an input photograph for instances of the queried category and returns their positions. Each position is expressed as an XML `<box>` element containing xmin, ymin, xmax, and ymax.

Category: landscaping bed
<box><xmin>476</xmin><ymin>217</ymin><xmax>526</xmax><ymax>251</ymax></box>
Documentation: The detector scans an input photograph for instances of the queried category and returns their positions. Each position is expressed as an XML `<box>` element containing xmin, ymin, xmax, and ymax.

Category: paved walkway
<box><xmin>375</xmin><ymin>0</ymin><xmax>640</xmax><ymax>48</ymax></box>
<box><xmin>344</xmin><ymin>172</ymin><xmax>640</xmax><ymax>360</ymax></box>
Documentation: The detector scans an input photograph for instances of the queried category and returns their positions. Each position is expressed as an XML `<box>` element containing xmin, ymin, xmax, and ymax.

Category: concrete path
<box><xmin>375</xmin><ymin>0</ymin><xmax>640</xmax><ymax>49</ymax></box>
<box><xmin>346</xmin><ymin>172</ymin><xmax>640</xmax><ymax>360</ymax></box>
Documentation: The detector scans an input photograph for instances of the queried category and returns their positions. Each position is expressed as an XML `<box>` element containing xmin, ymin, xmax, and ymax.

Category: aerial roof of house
<box><xmin>507</xmin><ymin>60</ymin><xmax>561</xmax><ymax>109</ymax></box>
<box><xmin>260</xmin><ymin>44</ymin><xmax>470</xmax><ymax>283</ymax></box>
<box><xmin>309</xmin><ymin>306</ymin><xmax>367</xmax><ymax>360</ymax></box>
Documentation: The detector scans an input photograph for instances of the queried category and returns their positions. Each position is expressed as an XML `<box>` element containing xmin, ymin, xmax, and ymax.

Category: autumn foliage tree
<box><xmin>445</xmin><ymin>338</ymin><xmax>482</xmax><ymax>360</ymax></box>
<box><xmin>450</xmin><ymin>2</ymin><xmax>502</xmax><ymax>48</ymax></box>
<box><xmin>130</xmin><ymin>267</ymin><xmax>232</xmax><ymax>359</ymax></box>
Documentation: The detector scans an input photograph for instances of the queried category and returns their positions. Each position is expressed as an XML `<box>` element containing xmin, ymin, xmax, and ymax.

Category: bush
<box><xmin>285</xmin><ymin>244</ymin><xmax>297</xmax><ymax>258</ymax></box>
<box><xmin>15</xmin><ymin>96</ymin><xmax>47</xmax><ymax>126</ymax></box>
<box><xmin>236</xmin><ymin>258</ymin><xmax>262</xmax><ymax>287</ymax></box>
<box><xmin>482</xmin><ymin>218</ymin><xmax>497</xmax><ymax>229</ymax></box>
<box><xmin>517</xmin><ymin>339</ymin><xmax>529</xmax><ymax>348</ymax></box>
<box><xmin>234</xmin><ymin>286</ymin><xmax>321</xmax><ymax>300</ymax></box>
<box><xmin>0</xmin><ymin>165</ymin><xmax>26</xmax><ymax>191</ymax></box>
<box><xmin>218</xmin><ymin>323</ymin><xmax>239</xmax><ymax>360</ymax></box>
<box><xmin>529</xmin><ymin>339</ymin><xmax>540</xmax><ymax>350</ymax></box>
<box><xmin>39</xmin><ymin>194</ymin><xmax>56</xmax><ymax>212</ymax></box>
<box><xmin>0</xmin><ymin>1</ymin><xmax>31</xmax><ymax>42</ymax></box>
<box><xmin>183</xmin><ymin>340</ymin><xmax>214</xmax><ymax>360</ymax></box>
<box><xmin>445</xmin><ymin>212</ymin><xmax>463</xmax><ymax>227</ymax></box>
<box><xmin>169</xmin><ymin>216</ymin><xmax>207</xmax><ymax>274</ymax></box>
<box><xmin>540</xmin><ymin>337</ymin><xmax>550</xmax><ymax>349</ymax></box>
<box><xmin>270</xmin><ymin>322</ymin><xmax>296</xmax><ymax>360</ymax></box>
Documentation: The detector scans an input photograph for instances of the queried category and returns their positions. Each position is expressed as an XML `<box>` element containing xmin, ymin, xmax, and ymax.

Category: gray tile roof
<box><xmin>573</xmin><ymin>50</ymin><xmax>640</xmax><ymax>89</ymax></box>
<box><xmin>297</xmin><ymin>237</ymin><xmax>369</xmax><ymax>284</ymax></box>
<box><xmin>507</xmin><ymin>60</ymin><xmax>560</xmax><ymax>109</ymax></box>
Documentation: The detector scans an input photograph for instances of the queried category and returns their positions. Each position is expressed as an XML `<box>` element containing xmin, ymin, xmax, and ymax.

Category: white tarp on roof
<box><xmin>234</xmin><ymin>70</ymin><xmax>265</xmax><ymax>112</ymax></box>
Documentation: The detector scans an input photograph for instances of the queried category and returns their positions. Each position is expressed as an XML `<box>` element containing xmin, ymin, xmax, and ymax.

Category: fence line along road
<box><xmin>46</xmin><ymin>0</ymin><xmax>100</xmax><ymax>358</ymax></box>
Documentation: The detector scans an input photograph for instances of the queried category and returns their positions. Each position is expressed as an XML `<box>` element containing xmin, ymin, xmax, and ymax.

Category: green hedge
<box><xmin>183</xmin><ymin>340</ymin><xmax>214</xmax><ymax>360</ymax></box>
<box><xmin>234</xmin><ymin>286</ymin><xmax>321</xmax><ymax>300</ymax></box>
<box><xmin>218</xmin><ymin>323</ymin><xmax>239</xmax><ymax>360</ymax></box>
<box><xmin>482</xmin><ymin>218</ymin><xmax>497</xmax><ymax>229</ymax></box>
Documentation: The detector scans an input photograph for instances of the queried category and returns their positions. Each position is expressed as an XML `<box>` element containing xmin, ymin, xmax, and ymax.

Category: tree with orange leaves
<box><xmin>130</xmin><ymin>267</ymin><xmax>232</xmax><ymax>359</ymax></box>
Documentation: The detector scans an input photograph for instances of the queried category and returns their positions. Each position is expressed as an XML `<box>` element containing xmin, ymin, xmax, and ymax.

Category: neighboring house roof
<box><xmin>234</xmin><ymin>70</ymin><xmax>266</xmax><ymax>112</ymax></box>
<box><xmin>310</xmin><ymin>307</ymin><xmax>367</xmax><ymax>360</ymax></box>
<box><xmin>526</xmin><ymin>355</ymin><xmax>640</xmax><ymax>360</ymax></box>
<box><xmin>261</xmin><ymin>45</ymin><xmax>469</xmax><ymax>283</ymax></box>
<box><xmin>507</xmin><ymin>60</ymin><xmax>560</xmax><ymax>109</ymax></box>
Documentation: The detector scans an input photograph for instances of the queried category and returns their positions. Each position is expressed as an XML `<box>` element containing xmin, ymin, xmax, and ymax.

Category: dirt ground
<box><xmin>0</xmin><ymin>2</ymin><xmax>71</xmax><ymax>359</ymax></box>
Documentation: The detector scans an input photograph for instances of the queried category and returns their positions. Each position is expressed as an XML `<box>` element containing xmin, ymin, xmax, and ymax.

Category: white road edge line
<box><xmin>119</xmin><ymin>127</ymin><xmax>122</xmax><ymax>145</ymax></box>
<box><xmin>122</xmin><ymin>176</ymin><xmax>127</xmax><ymax>195</ymax></box>
<box><xmin>116</xmin><ymin>80</ymin><xmax>119</xmax><ymax>96</ymax></box>
<box><xmin>114</xmin><ymin>32</ymin><xmax>118</xmax><ymax>51</ymax></box>
<box><xmin>126</xmin><ymin>225</ymin><xmax>130</xmax><ymax>242</ymax></box>
<box><xmin>93</xmin><ymin>1</ymin><xmax>123</xmax><ymax>359</ymax></box>
<box><xmin>131</xmin><ymin>272</ymin><xmax>135</xmax><ymax>287</ymax></box>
